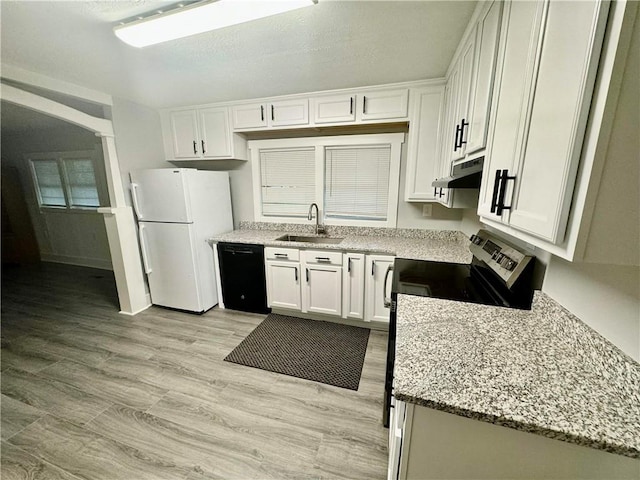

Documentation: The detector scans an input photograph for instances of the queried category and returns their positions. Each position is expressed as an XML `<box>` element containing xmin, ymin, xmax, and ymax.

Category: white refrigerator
<box><xmin>129</xmin><ymin>168</ymin><xmax>233</xmax><ymax>313</ymax></box>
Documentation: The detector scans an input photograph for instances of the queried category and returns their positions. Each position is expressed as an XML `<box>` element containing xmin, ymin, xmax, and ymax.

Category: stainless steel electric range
<box><xmin>383</xmin><ymin>229</ymin><xmax>536</xmax><ymax>427</ymax></box>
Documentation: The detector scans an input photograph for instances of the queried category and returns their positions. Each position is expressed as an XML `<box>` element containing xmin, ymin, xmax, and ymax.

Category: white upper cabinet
<box><xmin>163</xmin><ymin>107</ymin><xmax>246</xmax><ymax>161</ymax></box>
<box><xmin>312</xmin><ymin>93</ymin><xmax>356</xmax><ymax>124</ymax></box>
<box><xmin>479</xmin><ymin>0</ymin><xmax>609</xmax><ymax>245</ymax></box>
<box><xmin>358</xmin><ymin>88</ymin><xmax>409</xmax><ymax>122</ymax></box>
<box><xmin>199</xmin><ymin>108</ymin><xmax>232</xmax><ymax>158</ymax></box>
<box><xmin>449</xmin><ymin>36</ymin><xmax>476</xmax><ymax>163</ymax></box>
<box><xmin>232</xmin><ymin>99</ymin><xmax>309</xmax><ymax>129</ymax></box>
<box><xmin>404</xmin><ymin>84</ymin><xmax>446</xmax><ymax>202</ymax></box>
<box><xmin>169</xmin><ymin>110</ymin><xmax>200</xmax><ymax>159</ymax></box>
<box><xmin>441</xmin><ymin>1</ymin><xmax>503</xmax><ymax>165</ymax></box>
<box><xmin>465</xmin><ymin>0</ymin><xmax>503</xmax><ymax>156</ymax></box>
<box><xmin>231</xmin><ymin>103</ymin><xmax>268</xmax><ymax>130</ymax></box>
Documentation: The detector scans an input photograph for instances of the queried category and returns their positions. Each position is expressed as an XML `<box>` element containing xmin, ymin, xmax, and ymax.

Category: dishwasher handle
<box><xmin>383</xmin><ymin>265</ymin><xmax>394</xmax><ymax>308</ymax></box>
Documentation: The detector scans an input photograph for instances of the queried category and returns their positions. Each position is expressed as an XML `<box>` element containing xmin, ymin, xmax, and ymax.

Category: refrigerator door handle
<box><xmin>138</xmin><ymin>224</ymin><xmax>152</xmax><ymax>274</ymax></box>
<box><xmin>131</xmin><ymin>182</ymin><xmax>143</xmax><ymax>219</ymax></box>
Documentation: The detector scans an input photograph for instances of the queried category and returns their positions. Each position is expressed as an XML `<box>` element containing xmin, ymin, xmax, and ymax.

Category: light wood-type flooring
<box><xmin>1</xmin><ymin>262</ymin><xmax>389</xmax><ymax>479</ymax></box>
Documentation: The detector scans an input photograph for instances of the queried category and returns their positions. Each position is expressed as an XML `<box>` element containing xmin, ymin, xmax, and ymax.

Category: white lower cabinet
<box><xmin>265</xmin><ymin>247</ymin><xmax>301</xmax><ymax>310</ymax></box>
<box><xmin>390</xmin><ymin>404</ymin><xmax>638</xmax><ymax>479</ymax></box>
<box><xmin>342</xmin><ymin>253</ymin><xmax>365</xmax><ymax>320</ymax></box>
<box><xmin>266</xmin><ymin>247</ymin><xmax>394</xmax><ymax>324</ymax></box>
<box><xmin>302</xmin><ymin>250</ymin><xmax>342</xmax><ymax>316</ymax></box>
<box><xmin>365</xmin><ymin>254</ymin><xmax>394</xmax><ymax>323</ymax></box>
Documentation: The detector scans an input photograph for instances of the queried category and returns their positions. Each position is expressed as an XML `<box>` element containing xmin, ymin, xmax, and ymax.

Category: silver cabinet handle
<box><xmin>315</xmin><ymin>257</ymin><xmax>331</xmax><ymax>263</ymax></box>
<box><xmin>383</xmin><ymin>265</ymin><xmax>394</xmax><ymax>308</ymax></box>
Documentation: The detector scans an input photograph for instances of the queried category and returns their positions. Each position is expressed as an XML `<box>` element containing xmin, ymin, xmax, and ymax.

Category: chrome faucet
<box><xmin>308</xmin><ymin>203</ymin><xmax>325</xmax><ymax>235</ymax></box>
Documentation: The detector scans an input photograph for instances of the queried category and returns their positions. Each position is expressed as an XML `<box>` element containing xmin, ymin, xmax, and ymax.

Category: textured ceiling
<box><xmin>0</xmin><ymin>1</ymin><xmax>476</xmax><ymax>110</ymax></box>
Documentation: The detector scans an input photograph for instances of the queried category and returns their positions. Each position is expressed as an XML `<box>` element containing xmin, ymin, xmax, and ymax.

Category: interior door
<box><xmin>140</xmin><ymin>222</ymin><xmax>201</xmax><ymax>311</ymax></box>
<box><xmin>130</xmin><ymin>169</ymin><xmax>192</xmax><ymax>223</ymax></box>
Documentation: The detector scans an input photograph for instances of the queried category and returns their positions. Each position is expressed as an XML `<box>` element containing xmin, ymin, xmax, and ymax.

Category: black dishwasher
<box><xmin>217</xmin><ymin>243</ymin><xmax>270</xmax><ymax>314</ymax></box>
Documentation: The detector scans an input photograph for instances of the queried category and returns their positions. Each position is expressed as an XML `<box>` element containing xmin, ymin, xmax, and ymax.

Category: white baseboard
<box><xmin>41</xmin><ymin>253</ymin><xmax>113</xmax><ymax>271</ymax></box>
<box><xmin>119</xmin><ymin>293</ymin><xmax>152</xmax><ymax>316</ymax></box>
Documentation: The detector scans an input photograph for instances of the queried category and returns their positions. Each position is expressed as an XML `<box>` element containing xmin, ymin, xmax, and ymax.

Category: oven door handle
<box><xmin>383</xmin><ymin>265</ymin><xmax>394</xmax><ymax>308</ymax></box>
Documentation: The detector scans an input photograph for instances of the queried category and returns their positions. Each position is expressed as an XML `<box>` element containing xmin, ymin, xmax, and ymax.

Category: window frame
<box><xmin>249</xmin><ymin>133</ymin><xmax>404</xmax><ymax>228</ymax></box>
<box><xmin>26</xmin><ymin>149</ymin><xmax>106</xmax><ymax>212</ymax></box>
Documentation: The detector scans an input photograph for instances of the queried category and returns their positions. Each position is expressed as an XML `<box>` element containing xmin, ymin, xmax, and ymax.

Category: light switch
<box><xmin>422</xmin><ymin>204</ymin><xmax>432</xmax><ymax>217</ymax></box>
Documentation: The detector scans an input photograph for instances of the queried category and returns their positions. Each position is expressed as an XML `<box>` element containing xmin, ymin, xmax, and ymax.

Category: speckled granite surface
<box><xmin>210</xmin><ymin>223</ymin><xmax>472</xmax><ymax>263</ymax></box>
<box><xmin>393</xmin><ymin>291</ymin><xmax>640</xmax><ymax>459</ymax></box>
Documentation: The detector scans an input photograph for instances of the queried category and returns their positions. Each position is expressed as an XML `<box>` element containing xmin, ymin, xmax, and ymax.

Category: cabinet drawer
<box><xmin>303</xmin><ymin>250</ymin><xmax>343</xmax><ymax>265</ymax></box>
<box><xmin>265</xmin><ymin>247</ymin><xmax>300</xmax><ymax>261</ymax></box>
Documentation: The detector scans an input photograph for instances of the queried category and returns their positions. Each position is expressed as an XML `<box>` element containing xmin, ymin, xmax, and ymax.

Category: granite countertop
<box><xmin>209</xmin><ymin>223</ymin><xmax>472</xmax><ymax>263</ymax></box>
<box><xmin>393</xmin><ymin>291</ymin><xmax>640</xmax><ymax>459</ymax></box>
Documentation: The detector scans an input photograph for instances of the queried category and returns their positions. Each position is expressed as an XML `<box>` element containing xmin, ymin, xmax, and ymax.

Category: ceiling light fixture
<box><xmin>114</xmin><ymin>0</ymin><xmax>317</xmax><ymax>48</ymax></box>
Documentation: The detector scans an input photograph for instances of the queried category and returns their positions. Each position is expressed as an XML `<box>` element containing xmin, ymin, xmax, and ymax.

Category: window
<box><xmin>250</xmin><ymin>133</ymin><xmax>404</xmax><ymax>227</ymax></box>
<box><xmin>260</xmin><ymin>147</ymin><xmax>315</xmax><ymax>217</ymax></box>
<box><xmin>28</xmin><ymin>151</ymin><xmax>102</xmax><ymax>209</ymax></box>
<box><xmin>324</xmin><ymin>145</ymin><xmax>392</xmax><ymax>221</ymax></box>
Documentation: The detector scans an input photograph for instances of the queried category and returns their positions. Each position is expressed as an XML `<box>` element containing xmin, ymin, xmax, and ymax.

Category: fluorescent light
<box><xmin>114</xmin><ymin>0</ymin><xmax>317</xmax><ymax>48</ymax></box>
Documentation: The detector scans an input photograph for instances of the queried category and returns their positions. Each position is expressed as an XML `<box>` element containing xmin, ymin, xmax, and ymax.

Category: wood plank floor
<box><xmin>1</xmin><ymin>263</ymin><xmax>389</xmax><ymax>479</ymax></box>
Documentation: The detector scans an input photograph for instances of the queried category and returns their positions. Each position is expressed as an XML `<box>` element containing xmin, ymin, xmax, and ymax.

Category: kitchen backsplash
<box><xmin>238</xmin><ymin>221</ymin><xmax>469</xmax><ymax>244</ymax></box>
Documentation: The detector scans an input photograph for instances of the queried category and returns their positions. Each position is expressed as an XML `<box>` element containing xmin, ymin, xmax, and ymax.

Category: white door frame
<box><xmin>0</xmin><ymin>71</ymin><xmax>150</xmax><ymax>315</ymax></box>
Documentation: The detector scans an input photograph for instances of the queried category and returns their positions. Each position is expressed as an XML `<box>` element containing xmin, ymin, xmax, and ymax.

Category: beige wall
<box><xmin>110</xmin><ymin>97</ymin><xmax>171</xmax><ymax>206</ymax></box>
<box><xmin>542</xmin><ymin>259</ymin><xmax>640</xmax><ymax>362</ymax></box>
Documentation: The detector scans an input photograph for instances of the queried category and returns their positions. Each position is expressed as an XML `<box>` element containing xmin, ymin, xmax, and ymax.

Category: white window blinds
<box><xmin>260</xmin><ymin>147</ymin><xmax>315</xmax><ymax>217</ymax></box>
<box><xmin>324</xmin><ymin>145</ymin><xmax>391</xmax><ymax>220</ymax></box>
<box><xmin>64</xmin><ymin>158</ymin><xmax>99</xmax><ymax>207</ymax></box>
<box><xmin>32</xmin><ymin>159</ymin><xmax>66</xmax><ymax>206</ymax></box>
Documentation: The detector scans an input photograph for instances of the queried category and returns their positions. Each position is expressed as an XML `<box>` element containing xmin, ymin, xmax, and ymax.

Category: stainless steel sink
<box><xmin>276</xmin><ymin>234</ymin><xmax>344</xmax><ymax>245</ymax></box>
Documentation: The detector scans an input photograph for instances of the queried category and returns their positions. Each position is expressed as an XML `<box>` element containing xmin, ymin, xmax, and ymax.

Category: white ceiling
<box><xmin>0</xmin><ymin>1</ymin><xmax>476</xmax><ymax>110</ymax></box>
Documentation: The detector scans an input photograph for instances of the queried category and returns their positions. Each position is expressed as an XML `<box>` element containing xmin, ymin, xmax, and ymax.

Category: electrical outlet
<box><xmin>422</xmin><ymin>204</ymin><xmax>432</xmax><ymax>217</ymax></box>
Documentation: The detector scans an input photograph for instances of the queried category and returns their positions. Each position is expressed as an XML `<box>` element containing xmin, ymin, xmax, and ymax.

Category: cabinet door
<box><xmin>266</xmin><ymin>261</ymin><xmax>301</xmax><ymax>310</ymax></box>
<box><xmin>270</xmin><ymin>99</ymin><xmax>309</xmax><ymax>127</ymax></box>
<box><xmin>342</xmin><ymin>253</ymin><xmax>365</xmax><ymax>320</ymax></box>
<box><xmin>312</xmin><ymin>94</ymin><xmax>356</xmax><ymax>124</ymax></box>
<box><xmin>477</xmin><ymin>0</ymin><xmax>546</xmax><ymax>219</ymax></box>
<box><xmin>405</xmin><ymin>85</ymin><xmax>446</xmax><ymax>202</ymax></box>
<box><xmin>365</xmin><ymin>255</ymin><xmax>394</xmax><ymax>323</ymax></box>
<box><xmin>169</xmin><ymin>110</ymin><xmax>200</xmax><ymax>159</ymax></box>
<box><xmin>199</xmin><ymin>107</ymin><xmax>232</xmax><ymax>158</ymax></box>
<box><xmin>507</xmin><ymin>0</ymin><xmax>608</xmax><ymax>244</ymax></box>
<box><xmin>465</xmin><ymin>0</ymin><xmax>503</xmax><ymax>156</ymax></box>
<box><xmin>451</xmin><ymin>37</ymin><xmax>476</xmax><ymax>162</ymax></box>
<box><xmin>232</xmin><ymin>103</ymin><xmax>268</xmax><ymax>130</ymax></box>
<box><xmin>359</xmin><ymin>89</ymin><xmax>409</xmax><ymax>121</ymax></box>
<box><xmin>302</xmin><ymin>264</ymin><xmax>342</xmax><ymax>316</ymax></box>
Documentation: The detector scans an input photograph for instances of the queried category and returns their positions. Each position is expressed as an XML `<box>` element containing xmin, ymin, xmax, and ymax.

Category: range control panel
<box><xmin>469</xmin><ymin>230</ymin><xmax>533</xmax><ymax>288</ymax></box>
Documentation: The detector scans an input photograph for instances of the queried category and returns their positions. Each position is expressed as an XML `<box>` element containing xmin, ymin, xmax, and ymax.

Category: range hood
<box><xmin>432</xmin><ymin>156</ymin><xmax>484</xmax><ymax>189</ymax></box>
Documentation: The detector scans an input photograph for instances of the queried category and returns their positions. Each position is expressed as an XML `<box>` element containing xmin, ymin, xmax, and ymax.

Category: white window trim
<box><xmin>26</xmin><ymin>148</ymin><xmax>107</xmax><ymax>211</ymax></box>
<box><xmin>249</xmin><ymin>133</ymin><xmax>404</xmax><ymax>228</ymax></box>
